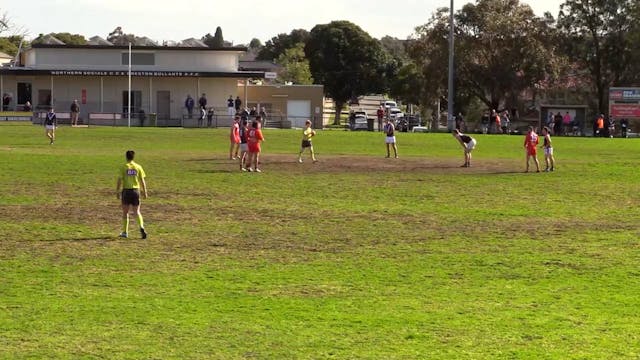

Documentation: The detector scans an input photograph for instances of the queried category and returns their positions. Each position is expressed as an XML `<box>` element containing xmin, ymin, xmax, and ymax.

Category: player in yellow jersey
<box><xmin>298</xmin><ymin>120</ymin><xmax>317</xmax><ymax>163</ymax></box>
<box><xmin>116</xmin><ymin>150</ymin><xmax>148</xmax><ymax>239</ymax></box>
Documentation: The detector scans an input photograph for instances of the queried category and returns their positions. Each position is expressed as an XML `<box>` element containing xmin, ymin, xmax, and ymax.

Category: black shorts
<box><xmin>301</xmin><ymin>140</ymin><xmax>312</xmax><ymax>148</ymax></box>
<box><xmin>121</xmin><ymin>189</ymin><xmax>140</xmax><ymax>206</ymax></box>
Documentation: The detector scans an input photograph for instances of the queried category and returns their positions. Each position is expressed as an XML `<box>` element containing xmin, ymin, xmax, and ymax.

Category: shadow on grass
<box><xmin>40</xmin><ymin>236</ymin><xmax>117</xmax><ymax>242</ymax></box>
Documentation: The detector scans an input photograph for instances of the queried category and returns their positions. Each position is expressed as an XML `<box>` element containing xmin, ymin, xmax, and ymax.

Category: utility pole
<box><xmin>447</xmin><ymin>0</ymin><xmax>455</xmax><ymax>131</ymax></box>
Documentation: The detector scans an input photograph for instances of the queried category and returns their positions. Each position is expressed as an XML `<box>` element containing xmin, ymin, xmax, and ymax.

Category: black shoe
<box><xmin>140</xmin><ymin>228</ymin><xmax>147</xmax><ymax>239</ymax></box>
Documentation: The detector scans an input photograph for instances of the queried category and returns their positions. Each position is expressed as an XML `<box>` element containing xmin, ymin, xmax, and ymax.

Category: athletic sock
<box><xmin>122</xmin><ymin>215</ymin><xmax>129</xmax><ymax>234</ymax></box>
<box><xmin>136</xmin><ymin>213</ymin><xmax>144</xmax><ymax>229</ymax></box>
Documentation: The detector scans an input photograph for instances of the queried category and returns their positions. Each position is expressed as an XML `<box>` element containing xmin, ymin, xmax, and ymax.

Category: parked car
<box><xmin>381</xmin><ymin>100</ymin><xmax>397</xmax><ymax>109</ymax></box>
<box><xmin>350</xmin><ymin>110</ymin><xmax>369</xmax><ymax>131</ymax></box>
<box><xmin>389</xmin><ymin>107</ymin><xmax>404</xmax><ymax>120</ymax></box>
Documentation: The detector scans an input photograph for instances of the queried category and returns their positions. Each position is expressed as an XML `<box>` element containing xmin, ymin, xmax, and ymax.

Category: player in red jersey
<box><xmin>246</xmin><ymin>118</ymin><xmax>265</xmax><ymax>172</ymax></box>
<box><xmin>524</xmin><ymin>126</ymin><xmax>540</xmax><ymax>173</ymax></box>
<box><xmin>229</xmin><ymin>115</ymin><xmax>241</xmax><ymax>160</ymax></box>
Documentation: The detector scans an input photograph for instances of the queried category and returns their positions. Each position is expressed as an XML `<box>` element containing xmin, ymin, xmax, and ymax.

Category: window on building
<box><xmin>122</xmin><ymin>91</ymin><xmax>143</xmax><ymax>114</ymax></box>
<box><xmin>17</xmin><ymin>82</ymin><xmax>32</xmax><ymax>105</ymax></box>
<box><xmin>121</xmin><ymin>52</ymin><xmax>155</xmax><ymax>66</ymax></box>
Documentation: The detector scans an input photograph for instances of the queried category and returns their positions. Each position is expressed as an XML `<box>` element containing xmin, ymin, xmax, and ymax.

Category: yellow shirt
<box><xmin>119</xmin><ymin>161</ymin><xmax>146</xmax><ymax>189</ymax></box>
<box><xmin>302</xmin><ymin>127</ymin><xmax>314</xmax><ymax>141</ymax></box>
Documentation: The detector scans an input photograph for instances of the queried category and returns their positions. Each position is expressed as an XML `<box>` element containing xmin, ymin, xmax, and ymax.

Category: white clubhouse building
<box><xmin>0</xmin><ymin>42</ymin><xmax>264</xmax><ymax>122</ymax></box>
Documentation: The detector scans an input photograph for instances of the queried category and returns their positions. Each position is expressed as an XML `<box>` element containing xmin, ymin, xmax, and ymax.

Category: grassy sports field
<box><xmin>1</xmin><ymin>122</ymin><xmax>639</xmax><ymax>359</ymax></box>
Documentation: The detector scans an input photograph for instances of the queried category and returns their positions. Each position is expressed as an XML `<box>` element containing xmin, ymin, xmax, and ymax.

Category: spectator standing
<box><xmin>491</xmin><ymin>110</ymin><xmax>501</xmax><ymax>134</ymax></box>
<box><xmin>2</xmin><ymin>93</ymin><xmax>11</xmax><ymax>111</ymax></box>
<box><xmin>595</xmin><ymin>114</ymin><xmax>605</xmax><ymax>137</ymax></box>
<box><xmin>620</xmin><ymin>118</ymin><xmax>629</xmax><ymax>138</ymax></box>
<box><xmin>227</xmin><ymin>96</ymin><xmax>235</xmax><ymax>116</ymax></box>
<box><xmin>198</xmin><ymin>93</ymin><xmax>207</xmax><ymax>110</ymax></box>
<box><xmin>455</xmin><ymin>112</ymin><xmax>465</xmax><ymax>131</ymax></box>
<box><xmin>249</xmin><ymin>107</ymin><xmax>257</xmax><ymax>117</ymax></box>
<box><xmin>70</xmin><ymin>100</ymin><xmax>80</xmax><ymax>126</ymax></box>
<box><xmin>198</xmin><ymin>106</ymin><xmax>206</xmax><ymax>128</ymax></box>
<box><xmin>554</xmin><ymin>112</ymin><xmax>563</xmax><ymax>135</ymax></box>
<box><xmin>500</xmin><ymin>111</ymin><xmax>510</xmax><ymax>135</ymax></box>
<box><xmin>563</xmin><ymin>111</ymin><xmax>572</xmax><ymax>135</ymax></box>
<box><xmin>376</xmin><ymin>105</ymin><xmax>385</xmax><ymax>132</ymax></box>
<box><xmin>185</xmin><ymin>95</ymin><xmax>195</xmax><ymax>119</ymax></box>
<box><xmin>480</xmin><ymin>111</ymin><xmax>490</xmax><ymax>134</ymax></box>
<box><xmin>607</xmin><ymin>116</ymin><xmax>615</xmax><ymax>138</ymax></box>
<box><xmin>234</xmin><ymin>96</ymin><xmax>242</xmax><ymax>113</ymax></box>
<box><xmin>23</xmin><ymin>101</ymin><xmax>32</xmax><ymax>112</ymax></box>
<box><xmin>206</xmin><ymin>107</ymin><xmax>214</xmax><ymax>127</ymax></box>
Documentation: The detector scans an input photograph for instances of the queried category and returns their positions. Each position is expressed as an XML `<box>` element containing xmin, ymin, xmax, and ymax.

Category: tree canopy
<box><xmin>257</xmin><ymin>29</ymin><xmax>309</xmax><ymax>61</ymax></box>
<box><xmin>409</xmin><ymin>0</ymin><xmax>557</xmax><ymax>114</ymax></box>
<box><xmin>558</xmin><ymin>0</ymin><xmax>636</xmax><ymax>112</ymax></box>
<box><xmin>275</xmin><ymin>43</ymin><xmax>313</xmax><ymax>85</ymax></box>
<box><xmin>306</xmin><ymin>21</ymin><xmax>393</xmax><ymax>124</ymax></box>
<box><xmin>106</xmin><ymin>27</ymin><xmax>136</xmax><ymax>46</ymax></box>
<box><xmin>33</xmin><ymin>32</ymin><xmax>87</xmax><ymax>45</ymax></box>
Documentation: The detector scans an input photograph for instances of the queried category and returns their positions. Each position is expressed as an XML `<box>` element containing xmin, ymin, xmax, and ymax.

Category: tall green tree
<box><xmin>275</xmin><ymin>43</ymin><xmax>313</xmax><ymax>85</ymax></box>
<box><xmin>0</xmin><ymin>35</ymin><xmax>22</xmax><ymax>56</ymax></box>
<box><xmin>306</xmin><ymin>21</ymin><xmax>392</xmax><ymax>124</ymax></box>
<box><xmin>558</xmin><ymin>0</ymin><xmax>635</xmax><ymax>113</ymax></box>
<box><xmin>411</xmin><ymin>0</ymin><xmax>558</xmax><ymax>113</ymax></box>
<box><xmin>202</xmin><ymin>27</ymin><xmax>225</xmax><ymax>48</ymax></box>
<box><xmin>257</xmin><ymin>29</ymin><xmax>309</xmax><ymax>61</ymax></box>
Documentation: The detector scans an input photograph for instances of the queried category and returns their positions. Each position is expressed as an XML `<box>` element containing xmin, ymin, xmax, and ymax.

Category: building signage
<box><xmin>609</xmin><ymin>87</ymin><xmax>640</xmax><ymax>101</ymax></box>
<box><xmin>50</xmin><ymin>70</ymin><xmax>205</xmax><ymax>77</ymax></box>
<box><xmin>610</xmin><ymin>104</ymin><xmax>640</xmax><ymax>118</ymax></box>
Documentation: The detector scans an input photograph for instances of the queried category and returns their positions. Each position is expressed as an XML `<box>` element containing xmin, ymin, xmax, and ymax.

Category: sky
<box><xmin>3</xmin><ymin>0</ymin><xmax>564</xmax><ymax>45</ymax></box>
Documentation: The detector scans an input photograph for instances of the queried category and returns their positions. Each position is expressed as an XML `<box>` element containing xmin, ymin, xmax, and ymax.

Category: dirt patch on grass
<box><xmin>229</xmin><ymin>154</ymin><xmax>523</xmax><ymax>175</ymax></box>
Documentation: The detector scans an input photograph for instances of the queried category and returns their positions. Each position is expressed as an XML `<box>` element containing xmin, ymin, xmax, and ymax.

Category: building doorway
<box><xmin>122</xmin><ymin>90</ymin><xmax>142</xmax><ymax>115</ymax></box>
<box><xmin>156</xmin><ymin>91</ymin><xmax>170</xmax><ymax>119</ymax></box>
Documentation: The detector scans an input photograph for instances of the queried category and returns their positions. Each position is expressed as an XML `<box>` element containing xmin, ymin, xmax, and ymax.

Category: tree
<box><xmin>379</xmin><ymin>36</ymin><xmax>408</xmax><ymax>61</ymax></box>
<box><xmin>32</xmin><ymin>32</ymin><xmax>87</xmax><ymax>45</ymax></box>
<box><xmin>257</xmin><ymin>29</ymin><xmax>310</xmax><ymax>61</ymax></box>
<box><xmin>107</xmin><ymin>27</ymin><xmax>136</xmax><ymax>46</ymax></box>
<box><xmin>213</xmin><ymin>27</ymin><xmax>224</xmax><ymax>47</ymax></box>
<box><xmin>558</xmin><ymin>0</ymin><xmax>636</xmax><ymax>113</ymax></box>
<box><xmin>305</xmin><ymin>21</ymin><xmax>393</xmax><ymax>124</ymax></box>
<box><xmin>276</xmin><ymin>43</ymin><xmax>313</xmax><ymax>85</ymax></box>
<box><xmin>410</xmin><ymin>0</ymin><xmax>558</xmax><ymax>114</ymax></box>
<box><xmin>248</xmin><ymin>38</ymin><xmax>263</xmax><ymax>50</ymax></box>
<box><xmin>0</xmin><ymin>35</ymin><xmax>23</xmax><ymax>56</ymax></box>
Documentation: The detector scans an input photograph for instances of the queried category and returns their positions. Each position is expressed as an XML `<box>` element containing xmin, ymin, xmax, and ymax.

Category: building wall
<box><xmin>1</xmin><ymin>73</ymin><xmax>238</xmax><ymax>118</ymax></box>
<box><xmin>26</xmin><ymin>48</ymin><xmax>240</xmax><ymax>72</ymax></box>
<box><xmin>241</xmin><ymin>85</ymin><xmax>325</xmax><ymax>128</ymax></box>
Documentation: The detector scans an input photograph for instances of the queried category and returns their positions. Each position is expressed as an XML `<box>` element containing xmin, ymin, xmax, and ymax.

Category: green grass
<box><xmin>1</xmin><ymin>123</ymin><xmax>639</xmax><ymax>359</ymax></box>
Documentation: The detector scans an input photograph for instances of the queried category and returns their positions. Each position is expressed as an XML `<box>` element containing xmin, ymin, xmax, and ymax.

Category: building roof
<box><xmin>179</xmin><ymin>38</ymin><xmax>208</xmax><ymax>47</ymax></box>
<box><xmin>0</xmin><ymin>52</ymin><xmax>13</xmax><ymax>59</ymax></box>
<box><xmin>87</xmin><ymin>36</ymin><xmax>113</xmax><ymax>46</ymax></box>
<box><xmin>0</xmin><ymin>67</ymin><xmax>265</xmax><ymax>79</ymax></box>
<box><xmin>30</xmin><ymin>43</ymin><xmax>248</xmax><ymax>52</ymax></box>
<box><xmin>239</xmin><ymin>60</ymin><xmax>281</xmax><ymax>72</ymax></box>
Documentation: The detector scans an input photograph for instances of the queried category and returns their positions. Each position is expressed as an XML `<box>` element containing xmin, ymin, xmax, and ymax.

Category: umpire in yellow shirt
<box><xmin>116</xmin><ymin>150</ymin><xmax>148</xmax><ymax>239</ymax></box>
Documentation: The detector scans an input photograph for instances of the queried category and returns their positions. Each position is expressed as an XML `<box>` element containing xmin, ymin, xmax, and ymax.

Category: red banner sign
<box><xmin>610</xmin><ymin>104</ymin><xmax>640</xmax><ymax>118</ymax></box>
<box><xmin>81</xmin><ymin>89</ymin><xmax>87</xmax><ymax>104</ymax></box>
